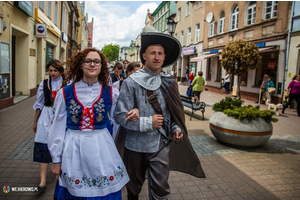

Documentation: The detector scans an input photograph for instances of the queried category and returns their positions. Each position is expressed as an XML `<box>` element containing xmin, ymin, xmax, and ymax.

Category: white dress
<box><xmin>48</xmin><ymin>80</ymin><xmax>129</xmax><ymax>197</ymax></box>
<box><xmin>33</xmin><ymin>76</ymin><xmax>63</xmax><ymax>144</ymax></box>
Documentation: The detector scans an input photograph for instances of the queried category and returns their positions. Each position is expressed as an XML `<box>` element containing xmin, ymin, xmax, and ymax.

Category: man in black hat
<box><xmin>115</xmin><ymin>26</ymin><xmax>205</xmax><ymax>200</ymax></box>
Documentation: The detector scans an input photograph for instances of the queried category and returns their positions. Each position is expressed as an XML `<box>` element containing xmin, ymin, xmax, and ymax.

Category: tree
<box><xmin>221</xmin><ymin>40</ymin><xmax>262</xmax><ymax>100</ymax></box>
<box><xmin>101</xmin><ymin>44</ymin><xmax>120</xmax><ymax>61</ymax></box>
<box><xmin>129</xmin><ymin>40</ymin><xmax>135</xmax><ymax>47</ymax></box>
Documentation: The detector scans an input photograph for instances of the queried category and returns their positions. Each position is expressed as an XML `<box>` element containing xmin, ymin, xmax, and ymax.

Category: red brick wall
<box><xmin>0</xmin><ymin>97</ymin><xmax>14</xmax><ymax>110</ymax></box>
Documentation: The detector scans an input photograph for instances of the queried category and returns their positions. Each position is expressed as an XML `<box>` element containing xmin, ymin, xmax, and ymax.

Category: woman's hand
<box><xmin>51</xmin><ymin>163</ymin><xmax>62</xmax><ymax>181</ymax></box>
<box><xmin>126</xmin><ymin>108</ymin><xmax>139</xmax><ymax>122</ymax></box>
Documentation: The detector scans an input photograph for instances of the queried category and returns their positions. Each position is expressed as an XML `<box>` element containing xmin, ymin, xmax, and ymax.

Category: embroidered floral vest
<box><xmin>63</xmin><ymin>84</ymin><xmax>112</xmax><ymax>131</ymax></box>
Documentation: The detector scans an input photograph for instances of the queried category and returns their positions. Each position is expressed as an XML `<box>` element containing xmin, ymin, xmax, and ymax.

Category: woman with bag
<box><xmin>282</xmin><ymin>74</ymin><xmax>300</xmax><ymax>117</ymax></box>
<box><xmin>266</xmin><ymin>76</ymin><xmax>275</xmax><ymax>103</ymax></box>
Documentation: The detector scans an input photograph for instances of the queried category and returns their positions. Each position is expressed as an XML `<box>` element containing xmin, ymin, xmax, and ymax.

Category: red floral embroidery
<box><xmin>75</xmin><ymin>179</ymin><xmax>80</xmax><ymax>184</ymax></box>
<box><xmin>109</xmin><ymin>176</ymin><xmax>114</xmax><ymax>181</ymax></box>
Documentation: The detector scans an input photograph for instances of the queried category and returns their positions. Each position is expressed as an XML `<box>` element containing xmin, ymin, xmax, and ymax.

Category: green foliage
<box><xmin>213</xmin><ymin>97</ymin><xmax>278</xmax><ymax>123</ymax></box>
<box><xmin>129</xmin><ymin>40</ymin><xmax>135</xmax><ymax>47</ymax></box>
<box><xmin>101</xmin><ymin>44</ymin><xmax>120</xmax><ymax>61</ymax></box>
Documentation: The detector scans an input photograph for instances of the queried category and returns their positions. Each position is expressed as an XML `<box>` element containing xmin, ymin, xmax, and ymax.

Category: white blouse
<box><xmin>48</xmin><ymin>80</ymin><xmax>119</xmax><ymax>164</ymax></box>
<box><xmin>33</xmin><ymin>76</ymin><xmax>63</xmax><ymax>110</ymax></box>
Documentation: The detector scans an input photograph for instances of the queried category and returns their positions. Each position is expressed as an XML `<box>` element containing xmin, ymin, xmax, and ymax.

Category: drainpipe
<box><xmin>59</xmin><ymin>2</ymin><xmax>63</xmax><ymax>61</ymax></box>
<box><xmin>283</xmin><ymin>1</ymin><xmax>294</xmax><ymax>96</ymax></box>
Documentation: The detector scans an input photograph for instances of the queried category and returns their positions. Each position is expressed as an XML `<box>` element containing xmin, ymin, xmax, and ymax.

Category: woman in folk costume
<box><xmin>32</xmin><ymin>59</ymin><xmax>64</xmax><ymax>192</ymax></box>
<box><xmin>48</xmin><ymin>48</ymin><xmax>130</xmax><ymax>200</ymax></box>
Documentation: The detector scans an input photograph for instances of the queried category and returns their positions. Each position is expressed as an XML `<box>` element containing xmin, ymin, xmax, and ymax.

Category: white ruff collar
<box><xmin>130</xmin><ymin>67</ymin><xmax>171</xmax><ymax>90</ymax></box>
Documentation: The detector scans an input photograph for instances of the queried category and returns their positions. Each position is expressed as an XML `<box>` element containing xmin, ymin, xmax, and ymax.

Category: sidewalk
<box><xmin>0</xmin><ymin>85</ymin><xmax>299</xmax><ymax>200</ymax></box>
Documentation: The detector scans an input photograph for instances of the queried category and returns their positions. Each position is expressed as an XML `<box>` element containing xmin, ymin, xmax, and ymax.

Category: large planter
<box><xmin>209</xmin><ymin>112</ymin><xmax>273</xmax><ymax>147</ymax></box>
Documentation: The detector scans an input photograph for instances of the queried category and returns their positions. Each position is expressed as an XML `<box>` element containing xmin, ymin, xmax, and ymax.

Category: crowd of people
<box><xmin>32</xmin><ymin>26</ymin><xmax>205</xmax><ymax>200</ymax></box>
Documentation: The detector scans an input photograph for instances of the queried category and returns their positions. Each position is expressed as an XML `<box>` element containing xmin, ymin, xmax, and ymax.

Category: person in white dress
<box><xmin>32</xmin><ymin>59</ymin><xmax>64</xmax><ymax>192</ymax></box>
<box><xmin>48</xmin><ymin>48</ymin><xmax>135</xmax><ymax>200</ymax></box>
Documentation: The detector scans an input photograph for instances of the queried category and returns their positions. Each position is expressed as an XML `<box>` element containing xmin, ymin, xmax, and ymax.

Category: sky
<box><xmin>85</xmin><ymin>1</ymin><xmax>161</xmax><ymax>50</ymax></box>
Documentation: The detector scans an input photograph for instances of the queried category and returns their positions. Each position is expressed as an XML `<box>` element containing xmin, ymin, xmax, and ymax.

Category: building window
<box><xmin>54</xmin><ymin>2</ymin><xmax>58</xmax><ymax>25</ymax></box>
<box><xmin>196</xmin><ymin>1</ymin><xmax>202</xmax><ymax>10</ymax></box>
<box><xmin>231</xmin><ymin>5</ymin><xmax>239</xmax><ymax>30</ymax></box>
<box><xmin>209</xmin><ymin>21</ymin><xmax>215</xmax><ymax>37</ymax></box>
<box><xmin>180</xmin><ymin>31</ymin><xmax>184</xmax><ymax>46</ymax></box>
<box><xmin>187</xmin><ymin>28</ymin><xmax>191</xmax><ymax>45</ymax></box>
<box><xmin>175</xmin><ymin>33</ymin><xmax>178</xmax><ymax>40</ymax></box>
<box><xmin>247</xmin><ymin>1</ymin><xmax>256</xmax><ymax>25</ymax></box>
<box><xmin>89</xmin><ymin>28</ymin><xmax>91</xmax><ymax>34</ymax></box>
<box><xmin>218</xmin><ymin>11</ymin><xmax>225</xmax><ymax>34</ymax></box>
<box><xmin>186</xmin><ymin>2</ymin><xmax>190</xmax><ymax>16</ymax></box>
<box><xmin>39</xmin><ymin>1</ymin><xmax>44</xmax><ymax>12</ymax></box>
<box><xmin>255</xmin><ymin>52</ymin><xmax>278</xmax><ymax>87</ymax></box>
<box><xmin>47</xmin><ymin>1</ymin><xmax>52</xmax><ymax>19</ymax></box>
<box><xmin>162</xmin><ymin>15</ymin><xmax>165</xmax><ymax>31</ymax></box>
<box><xmin>178</xmin><ymin>8</ymin><xmax>181</xmax><ymax>22</ymax></box>
<box><xmin>206</xmin><ymin>58</ymin><xmax>212</xmax><ymax>81</ymax></box>
<box><xmin>264</xmin><ymin>1</ymin><xmax>277</xmax><ymax>20</ymax></box>
<box><xmin>195</xmin><ymin>24</ymin><xmax>200</xmax><ymax>43</ymax></box>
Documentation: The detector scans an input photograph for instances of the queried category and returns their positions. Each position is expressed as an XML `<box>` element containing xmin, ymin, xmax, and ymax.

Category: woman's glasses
<box><xmin>83</xmin><ymin>59</ymin><xmax>101</xmax><ymax>66</ymax></box>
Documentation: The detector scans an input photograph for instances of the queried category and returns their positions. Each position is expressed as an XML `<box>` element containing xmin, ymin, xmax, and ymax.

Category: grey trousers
<box><xmin>124</xmin><ymin>141</ymin><xmax>170</xmax><ymax>200</ymax></box>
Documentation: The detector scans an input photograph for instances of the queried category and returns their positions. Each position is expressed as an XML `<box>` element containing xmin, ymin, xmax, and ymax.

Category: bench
<box><xmin>180</xmin><ymin>95</ymin><xmax>206</xmax><ymax>120</ymax></box>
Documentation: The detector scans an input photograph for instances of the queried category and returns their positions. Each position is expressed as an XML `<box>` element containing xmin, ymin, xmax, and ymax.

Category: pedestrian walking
<box><xmin>224</xmin><ymin>71</ymin><xmax>230</xmax><ymax>94</ymax></box>
<box><xmin>282</xmin><ymin>74</ymin><xmax>300</xmax><ymax>117</ymax></box>
<box><xmin>189</xmin><ymin>71</ymin><xmax>195</xmax><ymax>85</ymax></box>
<box><xmin>48</xmin><ymin>48</ymin><xmax>130</xmax><ymax>200</ymax></box>
<box><xmin>32</xmin><ymin>59</ymin><xmax>64</xmax><ymax>192</ymax></box>
<box><xmin>256</xmin><ymin>74</ymin><xmax>268</xmax><ymax>104</ymax></box>
<box><xmin>266</xmin><ymin>76</ymin><xmax>275</xmax><ymax>103</ymax></box>
<box><xmin>185</xmin><ymin>66</ymin><xmax>189</xmax><ymax>82</ymax></box>
<box><xmin>192</xmin><ymin>71</ymin><xmax>205</xmax><ymax>106</ymax></box>
<box><xmin>114</xmin><ymin>26</ymin><xmax>205</xmax><ymax>200</ymax></box>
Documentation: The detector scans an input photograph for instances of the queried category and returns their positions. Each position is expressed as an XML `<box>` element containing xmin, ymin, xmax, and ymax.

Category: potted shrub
<box><xmin>209</xmin><ymin>97</ymin><xmax>278</xmax><ymax>147</ymax></box>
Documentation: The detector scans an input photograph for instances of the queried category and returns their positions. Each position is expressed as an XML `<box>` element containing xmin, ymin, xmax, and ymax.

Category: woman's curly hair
<box><xmin>65</xmin><ymin>48</ymin><xmax>109</xmax><ymax>86</ymax></box>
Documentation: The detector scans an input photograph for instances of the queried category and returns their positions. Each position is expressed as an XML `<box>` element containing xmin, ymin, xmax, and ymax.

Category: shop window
<box><xmin>247</xmin><ymin>1</ymin><xmax>256</xmax><ymax>25</ymax></box>
<box><xmin>216</xmin><ymin>59</ymin><xmax>222</xmax><ymax>82</ymax></box>
<box><xmin>239</xmin><ymin>71</ymin><xmax>248</xmax><ymax>86</ymax></box>
<box><xmin>0</xmin><ymin>42</ymin><xmax>10</xmax><ymax>99</ymax></box>
<box><xmin>255</xmin><ymin>52</ymin><xmax>278</xmax><ymax>87</ymax></box>
<box><xmin>231</xmin><ymin>5</ymin><xmax>239</xmax><ymax>30</ymax></box>
<box><xmin>206</xmin><ymin>58</ymin><xmax>212</xmax><ymax>81</ymax></box>
<box><xmin>46</xmin><ymin>43</ymin><xmax>54</xmax><ymax>73</ymax></box>
<box><xmin>264</xmin><ymin>1</ymin><xmax>277</xmax><ymax>20</ymax></box>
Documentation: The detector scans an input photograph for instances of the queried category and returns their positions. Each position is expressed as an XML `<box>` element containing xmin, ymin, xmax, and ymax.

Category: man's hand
<box><xmin>51</xmin><ymin>163</ymin><xmax>62</xmax><ymax>181</ymax></box>
<box><xmin>33</xmin><ymin>123</ymin><xmax>37</xmax><ymax>133</ymax></box>
<box><xmin>126</xmin><ymin>108</ymin><xmax>139</xmax><ymax>122</ymax></box>
<box><xmin>152</xmin><ymin>114</ymin><xmax>164</xmax><ymax>129</ymax></box>
<box><xmin>172</xmin><ymin>130</ymin><xmax>183</xmax><ymax>143</ymax></box>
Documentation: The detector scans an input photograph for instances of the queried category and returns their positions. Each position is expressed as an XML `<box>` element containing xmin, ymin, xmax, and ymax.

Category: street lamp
<box><xmin>167</xmin><ymin>18</ymin><xmax>177</xmax><ymax>36</ymax></box>
<box><xmin>135</xmin><ymin>45</ymin><xmax>140</xmax><ymax>62</ymax></box>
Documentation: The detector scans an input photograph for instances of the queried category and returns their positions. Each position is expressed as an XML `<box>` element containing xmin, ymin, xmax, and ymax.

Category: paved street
<box><xmin>0</xmin><ymin>83</ymin><xmax>299</xmax><ymax>200</ymax></box>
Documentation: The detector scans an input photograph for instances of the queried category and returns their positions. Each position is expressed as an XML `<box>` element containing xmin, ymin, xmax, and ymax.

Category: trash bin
<box><xmin>232</xmin><ymin>86</ymin><xmax>237</xmax><ymax>97</ymax></box>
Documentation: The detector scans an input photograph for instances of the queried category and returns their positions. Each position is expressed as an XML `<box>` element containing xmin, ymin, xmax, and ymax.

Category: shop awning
<box><xmin>259</xmin><ymin>47</ymin><xmax>275</xmax><ymax>52</ymax></box>
<box><xmin>190</xmin><ymin>53</ymin><xmax>219</xmax><ymax>62</ymax></box>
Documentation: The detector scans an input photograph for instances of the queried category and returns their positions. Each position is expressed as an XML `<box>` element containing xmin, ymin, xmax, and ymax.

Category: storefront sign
<box><xmin>255</xmin><ymin>42</ymin><xmax>266</xmax><ymax>48</ymax></box>
<box><xmin>182</xmin><ymin>46</ymin><xmax>196</xmax><ymax>56</ymax></box>
<box><xmin>14</xmin><ymin>1</ymin><xmax>33</xmax><ymax>17</ymax></box>
<box><xmin>210</xmin><ymin>49</ymin><xmax>218</xmax><ymax>53</ymax></box>
<box><xmin>62</xmin><ymin>32</ymin><xmax>68</xmax><ymax>43</ymax></box>
<box><xmin>267</xmin><ymin>61</ymin><xmax>276</xmax><ymax>70</ymax></box>
<box><xmin>35</xmin><ymin>23</ymin><xmax>47</xmax><ymax>38</ymax></box>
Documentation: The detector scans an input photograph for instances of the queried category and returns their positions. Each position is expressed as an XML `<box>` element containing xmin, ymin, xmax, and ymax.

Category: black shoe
<box><xmin>281</xmin><ymin>108</ymin><xmax>285</xmax><ymax>114</ymax></box>
<box><xmin>37</xmin><ymin>186</ymin><xmax>46</xmax><ymax>193</ymax></box>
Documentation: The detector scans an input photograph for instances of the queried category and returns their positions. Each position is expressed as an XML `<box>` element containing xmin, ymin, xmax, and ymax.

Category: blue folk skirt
<box><xmin>53</xmin><ymin>182</ymin><xmax>122</xmax><ymax>200</ymax></box>
<box><xmin>33</xmin><ymin>142</ymin><xmax>52</xmax><ymax>163</ymax></box>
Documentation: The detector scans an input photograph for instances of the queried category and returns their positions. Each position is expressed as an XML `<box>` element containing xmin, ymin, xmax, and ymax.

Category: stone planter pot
<box><xmin>209</xmin><ymin>112</ymin><xmax>273</xmax><ymax>147</ymax></box>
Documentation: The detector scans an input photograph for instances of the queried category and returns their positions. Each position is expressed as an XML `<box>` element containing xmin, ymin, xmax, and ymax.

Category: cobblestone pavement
<box><xmin>0</xmin><ymin>84</ymin><xmax>299</xmax><ymax>200</ymax></box>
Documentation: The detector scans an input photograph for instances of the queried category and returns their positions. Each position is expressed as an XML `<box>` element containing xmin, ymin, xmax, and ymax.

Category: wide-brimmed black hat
<box><xmin>140</xmin><ymin>27</ymin><xmax>181</xmax><ymax>68</ymax></box>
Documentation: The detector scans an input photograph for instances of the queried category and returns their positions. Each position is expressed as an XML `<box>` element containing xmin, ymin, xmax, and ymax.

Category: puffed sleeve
<box><xmin>109</xmin><ymin>86</ymin><xmax>119</xmax><ymax>125</ymax></box>
<box><xmin>47</xmin><ymin>89</ymin><xmax>67</xmax><ymax>164</ymax></box>
<box><xmin>33</xmin><ymin>81</ymin><xmax>45</xmax><ymax>110</ymax></box>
